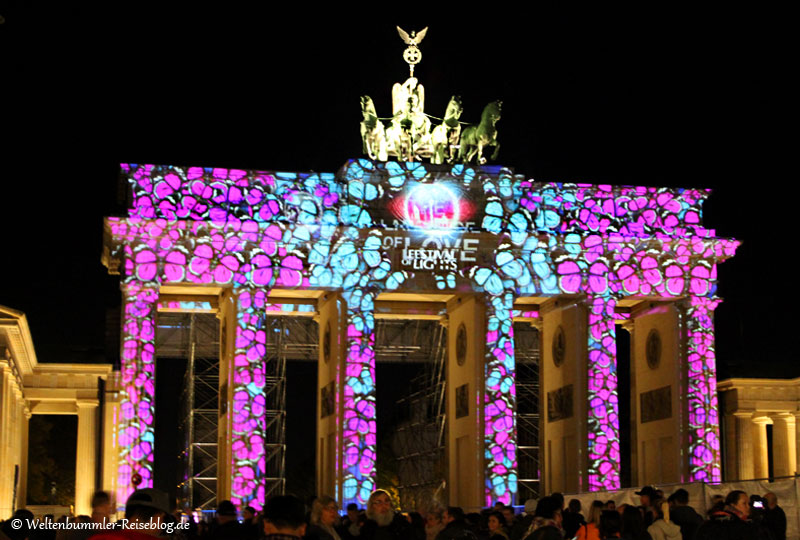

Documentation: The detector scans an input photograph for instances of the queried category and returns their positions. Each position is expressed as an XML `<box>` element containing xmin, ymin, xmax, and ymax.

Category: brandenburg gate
<box><xmin>101</xmin><ymin>158</ymin><xmax>738</xmax><ymax>510</ymax></box>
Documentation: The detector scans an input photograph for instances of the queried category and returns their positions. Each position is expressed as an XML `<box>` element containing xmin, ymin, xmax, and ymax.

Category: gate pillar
<box><xmin>117</xmin><ymin>281</ymin><xmax>159</xmax><ymax>505</ymax></box>
<box><xmin>683</xmin><ymin>296</ymin><xmax>722</xmax><ymax>483</ymax></box>
<box><xmin>447</xmin><ymin>291</ymin><xmax>519</xmax><ymax>508</ymax></box>
<box><xmin>316</xmin><ymin>293</ymin><xmax>345</xmax><ymax>501</ymax></box>
<box><xmin>540</xmin><ymin>298</ymin><xmax>585</xmax><ymax>494</ymax></box>
<box><xmin>446</xmin><ymin>294</ymin><xmax>486</xmax><ymax>509</ymax></box>
<box><xmin>220</xmin><ymin>287</ymin><xmax>273</xmax><ymax>510</ymax></box>
<box><xmin>541</xmin><ymin>295</ymin><xmax>621</xmax><ymax>494</ymax></box>
<box><xmin>340</xmin><ymin>288</ymin><xmax>378</xmax><ymax>507</ymax></box>
<box><xmin>630</xmin><ymin>301</ymin><xmax>683</xmax><ymax>486</ymax></box>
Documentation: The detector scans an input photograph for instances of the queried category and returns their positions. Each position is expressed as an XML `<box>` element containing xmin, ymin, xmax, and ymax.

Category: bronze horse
<box><xmin>458</xmin><ymin>100</ymin><xmax>501</xmax><ymax>164</ymax></box>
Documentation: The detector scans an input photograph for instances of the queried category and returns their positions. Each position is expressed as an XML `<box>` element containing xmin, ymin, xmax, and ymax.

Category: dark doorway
<box><xmin>514</xmin><ymin>322</ymin><xmax>540</xmax><ymax>502</ymax></box>
<box><xmin>154</xmin><ymin>355</ymin><xmax>187</xmax><ymax>505</ymax></box>
<box><xmin>27</xmin><ymin>415</ymin><xmax>77</xmax><ymax>505</ymax></box>
<box><xmin>616</xmin><ymin>326</ymin><xmax>632</xmax><ymax>488</ymax></box>
<box><xmin>767</xmin><ymin>424</ymin><xmax>774</xmax><ymax>480</ymax></box>
<box><xmin>375</xmin><ymin>318</ymin><xmax>447</xmax><ymax>510</ymax></box>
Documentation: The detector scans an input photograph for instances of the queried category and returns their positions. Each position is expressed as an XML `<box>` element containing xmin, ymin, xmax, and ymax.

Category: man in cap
<box><xmin>635</xmin><ymin>486</ymin><xmax>659</xmax><ymax>527</ymax></box>
<box><xmin>91</xmin><ymin>488</ymin><xmax>170</xmax><ymax>539</ymax></box>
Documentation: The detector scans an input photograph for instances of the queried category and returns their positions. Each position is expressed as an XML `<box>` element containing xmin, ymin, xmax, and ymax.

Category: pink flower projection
<box><xmin>117</xmin><ymin>281</ymin><xmax>158</xmax><ymax>506</ymax></box>
<box><xmin>586</xmin><ymin>295</ymin><xmax>620</xmax><ymax>491</ymax></box>
<box><xmin>685</xmin><ymin>296</ymin><xmax>722</xmax><ymax>483</ymax></box>
<box><xmin>341</xmin><ymin>290</ymin><xmax>379</xmax><ymax>505</ymax></box>
<box><xmin>484</xmin><ymin>293</ymin><xmax>517</xmax><ymax>505</ymax></box>
<box><xmin>228</xmin><ymin>288</ymin><xmax>269</xmax><ymax>509</ymax></box>
<box><xmin>110</xmin><ymin>160</ymin><xmax>737</xmax><ymax>505</ymax></box>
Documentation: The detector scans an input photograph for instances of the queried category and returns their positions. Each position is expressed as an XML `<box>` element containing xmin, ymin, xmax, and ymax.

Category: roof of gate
<box><xmin>118</xmin><ymin>159</ymin><xmax>722</xmax><ymax>240</ymax></box>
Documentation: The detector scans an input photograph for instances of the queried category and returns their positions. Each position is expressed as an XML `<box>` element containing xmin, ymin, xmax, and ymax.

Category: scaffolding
<box><xmin>514</xmin><ymin>322</ymin><xmax>541</xmax><ymax>502</ymax></box>
<box><xmin>156</xmin><ymin>313</ymin><xmax>220</xmax><ymax>512</ymax></box>
<box><xmin>157</xmin><ymin>310</ymin><xmax>533</xmax><ymax>507</ymax></box>
<box><xmin>385</xmin><ymin>320</ymin><xmax>448</xmax><ymax>511</ymax></box>
<box><xmin>263</xmin><ymin>315</ymin><xmax>319</xmax><ymax>499</ymax></box>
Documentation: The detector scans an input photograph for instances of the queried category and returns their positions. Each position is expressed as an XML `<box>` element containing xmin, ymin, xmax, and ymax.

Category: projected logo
<box><xmin>403</xmin><ymin>184</ymin><xmax>460</xmax><ymax>229</ymax></box>
<box><xmin>390</xmin><ymin>183</ymin><xmax>474</xmax><ymax>231</ymax></box>
<box><xmin>385</xmin><ymin>183</ymin><xmax>479</xmax><ymax>271</ymax></box>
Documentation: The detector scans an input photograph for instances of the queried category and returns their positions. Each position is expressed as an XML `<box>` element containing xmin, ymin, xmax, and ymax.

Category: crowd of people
<box><xmin>0</xmin><ymin>485</ymin><xmax>790</xmax><ymax>540</ymax></box>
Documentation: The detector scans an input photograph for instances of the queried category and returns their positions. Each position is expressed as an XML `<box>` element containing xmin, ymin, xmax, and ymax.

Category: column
<box><xmin>771</xmin><ymin>413</ymin><xmax>796</xmax><ymax>478</ymax></box>
<box><xmin>12</xmin><ymin>391</ymin><xmax>22</xmax><ymax>512</ymax></box>
<box><xmin>684</xmin><ymin>296</ymin><xmax>721</xmax><ymax>483</ymax></box>
<box><xmin>16</xmin><ymin>409</ymin><xmax>30</xmax><ymax>512</ymax></box>
<box><xmin>586</xmin><ymin>295</ymin><xmax>620</xmax><ymax>491</ymax></box>
<box><xmin>102</xmin><ymin>373</ymin><xmax>121</xmax><ymax>510</ymax></box>
<box><xmin>0</xmin><ymin>365</ymin><xmax>11</xmax><ymax>517</ymax></box>
<box><xmin>340</xmin><ymin>288</ymin><xmax>378</xmax><ymax>508</ymax></box>
<box><xmin>733</xmin><ymin>412</ymin><xmax>755</xmax><ymax>480</ymax></box>
<box><xmin>117</xmin><ymin>280</ymin><xmax>159</xmax><ymax>505</ymax></box>
<box><xmin>752</xmin><ymin>416</ymin><xmax>770</xmax><ymax>479</ymax></box>
<box><xmin>229</xmin><ymin>287</ymin><xmax>268</xmax><ymax>510</ymax></box>
<box><xmin>484</xmin><ymin>291</ymin><xmax>518</xmax><ymax>505</ymax></box>
<box><xmin>795</xmin><ymin>412</ymin><xmax>800</xmax><ymax>476</ymax></box>
<box><xmin>216</xmin><ymin>290</ymin><xmax>235</xmax><ymax>504</ymax></box>
<box><xmin>316</xmin><ymin>293</ymin><xmax>344</xmax><ymax>502</ymax></box>
<box><xmin>447</xmin><ymin>295</ymin><xmax>487</xmax><ymax>508</ymax></box>
<box><xmin>75</xmin><ymin>399</ymin><xmax>99</xmax><ymax>515</ymax></box>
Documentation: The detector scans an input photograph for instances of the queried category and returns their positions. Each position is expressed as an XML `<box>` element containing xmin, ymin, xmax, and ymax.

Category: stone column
<box><xmin>118</xmin><ymin>280</ymin><xmax>159</xmax><ymax>505</ymax></box>
<box><xmin>340</xmin><ymin>287</ymin><xmax>378</xmax><ymax>508</ymax></box>
<box><xmin>733</xmin><ymin>412</ymin><xmax>755</xmax><ymax>480</ymax></box>
<box><xmin>752</xmin><ymin>415</ymin><xmax>771</xmax><ymax>479</ymax></box>
<box><xmin>228</xmin><ymin>287</ymin><xmax>269</xmax><ymax>511</ymax></box>
<box><xmin>795</xmin><ymin>412</ymin><xmax>800</xmax><ymax>476</ymax></box>
<box><xmin>446</xmin><ymin>295</ymin><xmax>486</xmax><ymax>509</ymax></box>
<box><xmin>102</xmin><ymin>373</ymin><xmax>121</xmax><ymax>510</ymax></box>
<box><xmin>771</xmin><ymin>413</ymin><xmax>796</xmax><ymax>478</ymax></box>
<box><xmin>683</xmin><ymin>296</ymin><xmax>722</xmax><ymax>483</ymax></box>
<box><xmin>483</xmin><ymin>291</ymin><xmax>518</xmax><ymax>505</ymax></box>
<box><xmin>16</xmin><ymin>409</ymin><xmax>30</xmax><ymax>512</ymax></box>
<box><xmin>12</xmin><ymin>391</ymin><xmax>22</xmax><ymax>512</ymax></box>
<box><xmin>316</xmin><ymin>293</ymin><xmax>344</xmax><ymax>503</ymax></box>
<box><xmin>75</xmin><ymin>399</ymin><xmax>99</xmax><ymax>515</ymax></box>
<box><xmin>585</xmin><ymin>295</ymin><xmax>621</xmax><ymax>491</ymax></box>
<box><xmin>0</xmin><ymin>366</ymin><xmax>11</xmax><ymax>517</ymax></box>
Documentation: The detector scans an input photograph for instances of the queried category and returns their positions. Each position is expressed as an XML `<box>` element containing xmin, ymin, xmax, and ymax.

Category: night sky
<box><xmin>2</xmin><ymin>6</ymin><xmax>795</xmax><ymax>495</ymax></box>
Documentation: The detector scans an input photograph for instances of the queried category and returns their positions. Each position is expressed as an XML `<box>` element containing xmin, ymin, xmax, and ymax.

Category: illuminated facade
<box><xmin>0</xmin><ymin>306</ymin><xmax>113</xmax><ymax>517</ymax></box>
<box><xmin>100</xmin><ymin>159</ymin><xmax>737</xmax><ymax>509</ymax></box>
<box><xmin>719</xmin><ymin>378</ymin><xmax>800</xmax><ymax>481</ymax></box>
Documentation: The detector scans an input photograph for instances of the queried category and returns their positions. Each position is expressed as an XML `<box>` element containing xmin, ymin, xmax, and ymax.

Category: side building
<box><xmin>0</xmin><ymin>305</ymin><xmax>112</xmax><ymax>517</ymax></box>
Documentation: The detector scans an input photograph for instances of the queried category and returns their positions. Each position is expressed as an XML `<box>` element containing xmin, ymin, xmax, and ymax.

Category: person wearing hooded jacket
<box><xmin>646</xmin><ymin>503</ymin><xmax>681</xmax><ymax>540</ymax></box>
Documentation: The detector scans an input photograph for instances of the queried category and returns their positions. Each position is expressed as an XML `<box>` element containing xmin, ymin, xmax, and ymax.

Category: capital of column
<box><xmin>733</xmin><ymin>411</ymin><xmax>754</xmax><ymax>420</ymax></box>
<box><xmin>771</xmin><ymin>412</ymin><xmax>796</xmax><ymax>425</ymax></box>
<box><xmin>751</xmin><ymin>415</ymin><xmax>772</xmax><ymax>426</ymax></box>
<box><xmin>523</xmin><ymin>319</ymin><xmax>543</xmax><ymax>333</ymax></box>
<box><xmin>76</xmin><ymin>399</ymin><xmax>100</xmax><ymax>410</ymax></box>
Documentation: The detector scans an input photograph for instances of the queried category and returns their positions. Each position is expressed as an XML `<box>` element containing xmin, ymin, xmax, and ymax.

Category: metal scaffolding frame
<box><xmin>514</xmin><ymin>322</ymin><xmax>541</xmax><ymax>502</ymax></box>
<box><xmin>155</xmin><ymin>310</ymin><xmax>533</xmax><ymax>506</ymax></box>
<box><xmin>262</xmin><ymin>315</ymin><xmax>319</xmax><ymax>498</ymax></box>
<box><xmin>157</xmin><ymin>312</ymin><xmax>220</xmax><ymax>512</ymax></box>
<box><xmin>386</xmin><ymin>320</ymin><xmax>448</xmax><ymax>511</ymax></box>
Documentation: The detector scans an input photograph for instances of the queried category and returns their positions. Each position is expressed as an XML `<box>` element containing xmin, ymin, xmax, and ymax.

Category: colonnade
<box><xmin>721</xmin><ymin>378</ymin><xmax>800</xmax><ymax>481</ymax></box>
<box><xmin>1</xmin><ymin>305</ymin><xmax>111</xmax><ymax>518</ymax></box>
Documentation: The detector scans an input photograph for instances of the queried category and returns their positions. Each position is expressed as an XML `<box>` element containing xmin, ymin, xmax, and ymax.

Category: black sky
<box><xmin>1</xmin><ymin>7</ymin><xmax>795</xmax><ymax>383</ymax></box>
